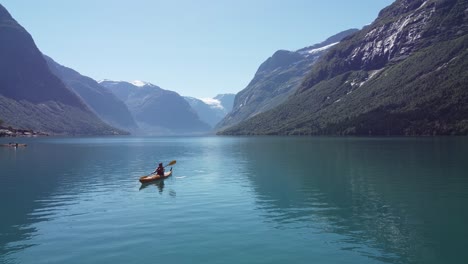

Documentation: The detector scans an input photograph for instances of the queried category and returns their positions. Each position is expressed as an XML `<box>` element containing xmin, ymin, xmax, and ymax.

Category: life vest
<box><xmin>156</xmin><ymin>166</ymin><xmax>164</xmax><ymax>176</ymax></box>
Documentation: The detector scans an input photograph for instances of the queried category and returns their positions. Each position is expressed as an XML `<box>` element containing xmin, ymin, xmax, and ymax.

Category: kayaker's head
<box><xmin>159</xmin><ymin>163</ymin><xmax>163</xmax><ymax>167</ymax></box>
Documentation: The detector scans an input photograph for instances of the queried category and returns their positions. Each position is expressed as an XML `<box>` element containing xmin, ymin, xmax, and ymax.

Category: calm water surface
<box><xmin>1</xmin><ymin>136</ymin><xmax>467</xmax><ymax>264</ymax></box>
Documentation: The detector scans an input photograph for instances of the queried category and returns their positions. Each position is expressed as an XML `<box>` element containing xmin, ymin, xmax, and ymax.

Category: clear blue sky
<box><xmin>2</xmin><ymin>0</ymin><xmax>393</xmax><ymax>98</ymax></box>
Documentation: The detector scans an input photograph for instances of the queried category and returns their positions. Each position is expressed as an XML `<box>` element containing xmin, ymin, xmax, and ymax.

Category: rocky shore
<box><xmin>0</xmin><ymin>126</ymin><xmax>48</xmax><ymax>137</ymax></box>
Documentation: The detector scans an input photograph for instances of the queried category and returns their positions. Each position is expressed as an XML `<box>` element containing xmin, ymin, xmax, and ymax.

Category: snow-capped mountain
<box><xmin>45</xmin><ymin>56</ymin><xmax>138</xmax><ymax>131</ymax></box>
<box><xmin>130</xmin><ymin>80</ymin><xmax>157</xmax><ymax>88</ymax></box>
<box><xmin>100</xmin><ymin>80</ymin><xmax>211</xmax><ymax>135</ymax></box>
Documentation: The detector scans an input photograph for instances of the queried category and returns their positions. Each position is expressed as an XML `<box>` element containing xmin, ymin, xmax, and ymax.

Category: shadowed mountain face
<box><xmin>214</xmin><ymin>94</ymin><xmax>235</xmax><ymax>113</ymax></box>
<box><xmin>220</xmin><ymin>0</ymin><xmax>468</xmax><ymax>136</ymax></box>
<box><xmin>215</xmin><ymin>29</ymin><xmax>358</xmax><ymax>131</ymax></box>
<box><xmin>45</xmin><ymin>56</ymin><xmax>137</xmax><ymax>131</ymax></box>
<box><xmin>0</xmin><ymin>4</ymin><xmax>122</xmax><ymax>135</ymax></box>
<box><xmin>183</xmin><ymin>94</ymin><xmax>235</xmax><ymax>127</ymax></box>
<box><xmin>100</xmin><ymin>81</ymin><xmax>211</xmax><ymax>134</ymax></box>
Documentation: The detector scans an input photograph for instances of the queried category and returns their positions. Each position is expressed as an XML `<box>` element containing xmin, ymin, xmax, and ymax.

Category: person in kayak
<box><xmin>155</xmin><ymin>162</ymin><xmax>165</xmax><ymax>176</ymax></box>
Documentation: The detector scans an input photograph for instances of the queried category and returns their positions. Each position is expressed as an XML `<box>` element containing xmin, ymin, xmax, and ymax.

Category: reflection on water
<box><xmin>0</xmin><ymin>136</ymin><xmax>467</xmax><ymax>264</ymax></box>
<box><xmin>139</xmin><ymin>180</ymin><xmax>169</xmax><ymax>195</ymax></box>
<box><xmin>237</xmin><ymin>137</ymin><xmax>468</xmax><ymax>264</ymax></box>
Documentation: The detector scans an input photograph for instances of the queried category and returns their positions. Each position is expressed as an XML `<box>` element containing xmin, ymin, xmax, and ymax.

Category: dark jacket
<box><xmin>156</xmin><ymin>166</ymin><xmax>164</xmax><ymax>176</ymax></box>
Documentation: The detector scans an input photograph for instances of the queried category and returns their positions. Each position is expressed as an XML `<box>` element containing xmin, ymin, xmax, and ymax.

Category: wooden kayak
<box><xmin>139</xmin><ymin>169</ymin><xmax>172</xmax><ymax>183</ymax></box>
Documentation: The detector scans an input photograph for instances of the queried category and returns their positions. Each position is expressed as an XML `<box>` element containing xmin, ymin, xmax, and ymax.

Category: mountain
<box><xmin>220</xmin><ymin>0</ymin><xmax>468</xmax><ymax>136</ymax></box>
<box><xmin>183</xmin><ymin>93</ymin><xmax>235</xmax><ymax>127</ymax></box>
<box><xmin>44</xmin><ymin>56</ymin><xmax>138</xmax><ymax>131</ymax></box>
<box><xmin>100</xmin><ymin>80</ymin><xmax>211</xmax><ymax>134</ymax></box>
<box><xmin>0</xmin><ymin>4</ymin><xmax>123</xmax><ymax>135</ymax></box>
<box><xmin>216</xmin><ymin>29</ymin><xmax>358</xmax><ymax>131</ymax></box>
<box><xmin>214</xmin><ymin>94</ymin><xmax>235</xmax><ymax>113</ymax></box>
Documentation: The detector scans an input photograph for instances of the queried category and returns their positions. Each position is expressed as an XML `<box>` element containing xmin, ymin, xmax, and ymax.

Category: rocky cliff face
<box><xmin>101</xmin><ymin>81</ymin><xmax>211</xmax><ymax>134</ymax></box>
<box><xmin>299</xmin><ymin>0</ymin><xmax>468</xmax><ymax>92</ymax></box>
<box><xmin>349</xmin><ymin>0</ymin><xmax>436</xmax><ymax>69</ymax></box>
<box><xmin>0</xmin><ymin>4</ymin><xmax>123</xmax><ymax>135</ymax></box>
<box><xmin>216</xmin><ymin>29</ymin><xmax>358</xmax><ymax>131</ymax></box>
<box><xmin>220</xmin><ymin>0</ymin><xmax>468</xmax><ymax>136</ymax></box>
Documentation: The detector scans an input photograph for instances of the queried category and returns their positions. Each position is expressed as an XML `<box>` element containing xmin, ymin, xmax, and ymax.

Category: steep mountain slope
<box><xmin>100</xmin><ymin>81</ymin><xmax>210</xmax><ymax>134</ymax></box>
<box><xmin>214</xmin><ymin>94</ymin><xmax>235</xmax><ymax>113</ymax></box>
<box><xmin>45</xmin><ymin>56</ymin><xmax>137</xmax><ymax>131</ymax></box>
<box><xmin>220</xmin><ymin>0</ymin><xmax>468</xmax><ymax>136</ymax></box>
<box><xmin>0</xmin><ymin>4</ymin><xmax>122</xmax><ymax>135</ymax></box>
<box><xmin>216</xmin><ymin>29</ymin><xmax>358</xmax><ymax>130</ymax></box>
<box><xmin>183</xmin><ymin>94</ymin><xmax>235</xmax><ymax>127</ymax></box>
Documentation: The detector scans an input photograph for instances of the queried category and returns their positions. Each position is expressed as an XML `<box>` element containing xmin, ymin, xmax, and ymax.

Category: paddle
<box><xmin>165</xmin><ymin>160</ymin><xmax>177</xmax><ymax>167</ymax></box>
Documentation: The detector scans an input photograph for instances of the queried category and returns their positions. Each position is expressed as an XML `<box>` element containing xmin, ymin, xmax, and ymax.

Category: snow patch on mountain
<box><xmin>305</xmin><ymin>42</ymin><xmax>339</xmax><ymax>54</ymax></box>
<box><xmin>99</xmin><ymin>79</ymin><xmax>158</xmax><ymax>88</ymax></box>
<box><xmin>200</xmin><ymin>98</ymin><xmax>224</xmax><ymax>110</ymax></box>
<box><xmin>98</xmin><ymin>79</ymin><xmax>122</xmax><ymax>84</ymax></box>
<box><xmin>131</xmin><ymin>80</ymin><xmax>153</xmax><ymax>87</ymax></box>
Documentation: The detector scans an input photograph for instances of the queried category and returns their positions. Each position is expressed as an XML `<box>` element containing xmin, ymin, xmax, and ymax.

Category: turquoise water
<box><xmin>1</xmin><ymin>136</ymin><xmax>468</xmax><ymax>264</ymax></box>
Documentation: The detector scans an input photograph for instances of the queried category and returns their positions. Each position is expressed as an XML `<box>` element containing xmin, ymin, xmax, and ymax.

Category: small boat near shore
<box><xmin>1</xmin><ymin>143</ymin><xmax>27</xmax><ymax>148</ymax></box>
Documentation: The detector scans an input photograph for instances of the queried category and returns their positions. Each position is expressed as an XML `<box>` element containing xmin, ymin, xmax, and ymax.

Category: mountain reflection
<box><xmin>1</xmin><ymin>137</ymin><xmax>467</xmax><ymax>264</ymax></box>
<box><xmin>0</xmin><ymin>138</ymin><xmax>166</xmax><ymax>259</ymax></box>
<box><xmin>237</xmin><ymin>137</ymin><xmax>468</xmax><ymax>264</ymax></box>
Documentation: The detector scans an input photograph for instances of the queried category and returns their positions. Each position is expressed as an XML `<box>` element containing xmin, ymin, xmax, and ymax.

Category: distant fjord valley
<box><xmin>0</xmin><ymin>3</ymin><xmax>233</xmax><ymax>136</ymax></box>
<box><xmin>1</xmin><ymin>0</ymin><xmax>468</xmax><ymax>137</ymax></box>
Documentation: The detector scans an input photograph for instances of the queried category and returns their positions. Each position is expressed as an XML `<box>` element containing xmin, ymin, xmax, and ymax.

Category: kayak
<box><xmin>139</xmin><ymin>169</ymin><xmax>172</xmax><ymax>183</ymax></box>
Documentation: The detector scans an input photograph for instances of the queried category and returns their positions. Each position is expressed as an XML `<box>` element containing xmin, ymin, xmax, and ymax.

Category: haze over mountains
<box><xmin>219</xmin><ymin>0</ymin><xmax>468</xmax><ymax>136</ymax></box>
<box><xmin>1</xmin><ymin>0</ymin><xmax>467</xmax><ymax>137</ymax></box>
<box><xmin>99</xmin><ymin>80</ymin><xmax>211</xmax><ymax>135</ymax></box>
<box><xmin>0</xmin><ymin>3</ymin><xmax>231</xmax><ymax>135</ymax></box>
<box><xmin>0</xmin><ymin>4</ymin><xmax>123</xmax><ymax>135</ymax></box>
<box><xmin>45</xmin><ymin>56</ymin><xmax>138</xmax><ymax>131</ymax></box>
<box><xmin>184</xmin><ymin>94</ymin><xmax>235</xmax><ymax>127</ymax></box>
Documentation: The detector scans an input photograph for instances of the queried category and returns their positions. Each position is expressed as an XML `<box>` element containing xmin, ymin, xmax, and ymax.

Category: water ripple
<box><xmin>1</xmin><ymin>136</ymin><xmax>468</xmax><ymax>264</ymax></box>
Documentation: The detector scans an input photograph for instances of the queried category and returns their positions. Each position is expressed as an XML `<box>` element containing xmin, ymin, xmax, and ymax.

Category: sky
<box><xmin>2</xmin><ymin>0</ymin><xmax>394</xmax><ymax>98</ymax></box>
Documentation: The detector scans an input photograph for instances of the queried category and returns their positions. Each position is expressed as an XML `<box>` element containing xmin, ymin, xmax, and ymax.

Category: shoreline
<box><xmin>0</xmin><ymin>126</ymin><xmax>49</xmax><ymax>137</ymax></box>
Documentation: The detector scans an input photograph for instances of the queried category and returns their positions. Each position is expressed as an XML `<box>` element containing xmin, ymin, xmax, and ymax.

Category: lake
<box><xmin>1</xmin><ymin>136</ymin><xmax>468</xmax><ymax>264</ymax></box>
